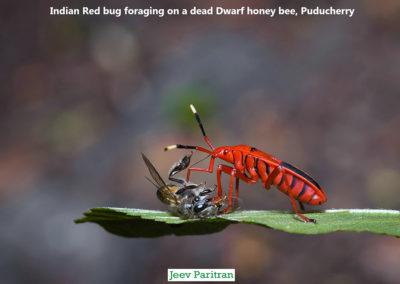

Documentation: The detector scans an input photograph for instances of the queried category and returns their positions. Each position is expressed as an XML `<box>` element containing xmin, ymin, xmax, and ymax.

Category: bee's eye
<box><xmin>194</xmin><ymin>203</ymin><xmax>207</xmax><ymax>213</ymax></box>
<box><xmin>200</xmin><ymin>189</ymin><xmax>212</xmax><ymax>196</ymax></box>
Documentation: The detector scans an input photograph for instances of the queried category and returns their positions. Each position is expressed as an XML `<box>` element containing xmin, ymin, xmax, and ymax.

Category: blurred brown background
<box><xmin>1</xmin><ymin>0</ymin><xmax>400</xmax><ymax>283</ymax></box>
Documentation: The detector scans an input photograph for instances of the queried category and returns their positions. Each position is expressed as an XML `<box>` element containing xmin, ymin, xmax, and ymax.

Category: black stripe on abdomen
<box><xmin>296</xmin><ymin>183</ymin><xmax>307</xmax><ymax>199</ymax></box>
<box><xmin>278</xmin><ymin>174</ymin><xmax>284</xmax><ymax>186</ymax></box>
<box><xmin>254</xmin><ymin>158</ymin><xmax>260</xmax><ymax>177</ymax></box>
<box><xmin>290</xmin><ymin>176</ymin><xmax>297</xmax><ymax>188</ymax></box>
<box><xmin>265</xmin><ymin>162</ymin><xmax>270</xmax><ymax>174</ymax></box>
<box><xmin>280</xmin><ymin>161</ymin><xmax>321</xmax><ymax>189</ymax></box>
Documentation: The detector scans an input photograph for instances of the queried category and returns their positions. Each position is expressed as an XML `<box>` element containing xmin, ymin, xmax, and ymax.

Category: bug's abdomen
<box><xmin>243</xmin><ymin>153</ymin><xmax>326</xmax><ymax>206</ymax></box>
<box><xmin>272</xmin><ymin>173</ymin><xmax>324</xmax><ymax>205</ymax></box>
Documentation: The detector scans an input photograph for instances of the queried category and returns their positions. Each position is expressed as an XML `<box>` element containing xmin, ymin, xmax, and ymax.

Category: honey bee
<box><xmin>141</xmin><ymin>152</ymin><xmax>235</xmax><ymax>219</ymax></box>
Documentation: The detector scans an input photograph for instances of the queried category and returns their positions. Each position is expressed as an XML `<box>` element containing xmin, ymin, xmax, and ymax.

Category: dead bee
<box><xmin>141</xmin><ymin>152</ymin><xmax>230</xmax><ymax>219</ymax></box>
<box><xmin>167</xmin><ymin>152</ymin><xmax>241</xmax><ymax>216</ymax></box>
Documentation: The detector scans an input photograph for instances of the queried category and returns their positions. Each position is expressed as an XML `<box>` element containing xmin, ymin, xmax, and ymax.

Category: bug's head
<box><xmin>214</xmin><ymin>147</ymin><xmax>234</xmax><ymax>163</ymax></box>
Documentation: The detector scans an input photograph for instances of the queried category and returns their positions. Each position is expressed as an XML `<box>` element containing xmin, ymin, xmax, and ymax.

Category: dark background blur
<box><xmin>1</xmin><ymin>0</ymin><xmax>400</xmax><ymax>283</ymax></box>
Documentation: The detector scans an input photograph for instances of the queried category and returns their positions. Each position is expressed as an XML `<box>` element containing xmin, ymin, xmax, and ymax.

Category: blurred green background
<box><xmin>1</xmin><ymin>0</ymin><xmax>400</xmax><ymax>283</ymax></box>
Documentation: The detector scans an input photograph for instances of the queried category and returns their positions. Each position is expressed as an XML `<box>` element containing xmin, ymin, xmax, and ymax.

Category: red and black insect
<box><xmin>165</xmin><ymin>104</ymin><xmax>327</xmax><ymax>223</ymax></box>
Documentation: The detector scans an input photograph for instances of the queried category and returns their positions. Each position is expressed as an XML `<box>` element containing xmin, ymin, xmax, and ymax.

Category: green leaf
<box><xmin>75</xmin><ymin>208</ymin><xmax>400</xmax><ymax>238</ymax></box>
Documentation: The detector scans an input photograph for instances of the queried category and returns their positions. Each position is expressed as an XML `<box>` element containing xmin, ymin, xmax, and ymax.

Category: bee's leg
<box><xmin>168</xmin><ymin>152</ymin><xmax>193</xmax><ymax>184</ymax></box>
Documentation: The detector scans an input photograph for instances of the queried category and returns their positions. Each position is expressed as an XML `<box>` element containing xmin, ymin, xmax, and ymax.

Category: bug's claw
<box><xmin>304</xmin><ymin>218</ymin><xmax>317</xmax><ymax>224</ymax></box>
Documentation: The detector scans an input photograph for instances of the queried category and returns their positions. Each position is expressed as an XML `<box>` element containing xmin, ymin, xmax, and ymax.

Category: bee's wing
<box><xmin>142</xmin><ymin>153</ymin><xmax>178</xmax><ymax>203</ymax></box>
<box><xmin>145</xmin><ymin>176</ymin><xmax>160</xmax><ymax>189</ymax></box>
<box><xmin>141</xmin><ymin>153</ymin><xmax>168</xmax><ymax>188</ymax></box>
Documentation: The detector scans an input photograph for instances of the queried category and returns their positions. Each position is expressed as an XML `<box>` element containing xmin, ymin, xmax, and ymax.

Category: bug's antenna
<box><xmin>164</xmin><ymin>144</ymin><xmax>213</xmax><ymax>155</ymax></box>
<box><xmin>190</xmin><ymin>104</ymin><xmax>215</xmax><ymax>150</ymax></box>
<box><xmin>165</xmin><ymin>144</ymin><xmax>195</xmax><ymax>151</ymax></box>
<box><xmin>191</xmin><ymin>154</ymin><xmax>211</xmax><ymax>167</ymax></box>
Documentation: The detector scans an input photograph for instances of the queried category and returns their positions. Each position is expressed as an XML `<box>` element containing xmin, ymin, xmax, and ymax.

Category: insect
<box><xmin>164</xmin><ymin>104</ymin><xmax>327</xmax><ymax>223</ymax></box>
<box><xmin>141</xmin><ymin>152</ymin><xmax>229</xmax><ymax>219</ymax></box>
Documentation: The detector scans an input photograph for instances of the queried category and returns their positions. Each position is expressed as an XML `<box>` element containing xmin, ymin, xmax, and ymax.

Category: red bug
<box><xmin>165</xmin><ymin>104</ymin><xmax>327</xmax><ymax>223</ymax></box>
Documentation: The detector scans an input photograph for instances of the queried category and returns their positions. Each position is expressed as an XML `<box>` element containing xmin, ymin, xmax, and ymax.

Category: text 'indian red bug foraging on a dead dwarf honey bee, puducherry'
<box><xmin>165</xmin><ymin>104</ymin><xmax>327</xmax><ymax>223</ymax></box>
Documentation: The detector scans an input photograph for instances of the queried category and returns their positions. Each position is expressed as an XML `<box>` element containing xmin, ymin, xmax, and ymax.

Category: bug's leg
<box><xmin>235</xmin><ymin>177</ymin><xmax>239</xmax><ymax>199</ymax></box>
<box><xmin>289</xmin><ymin>193</ymin><xmax>315</xmax><ymax>223</ymax></box>
<box><xmin>262</xmin><ymin>166</ymin><xmax>282</xmax><ymax>190</ymax></box>
<box><xmin>282</xmin><ymin>171</ymin><xmax>316</xmax><ymax>223</ymax></box>
<box><xmin>186</xmin><ymin>156</ymin><xmax>215</xmax><ymax>181</ymax></box>
<box><xmin>221</xmin><ymin>167</ymin><xmax>237</xmax><ymax>214</ymax></box>
<box><xmin>216</xmin><ymin>165</ymin><xmax>256</xmax><ymax>214</ymax></box>
<box><xmin>227</xmin><ymin>167</ymin><xmax>257</xmax><ymax>185</ymax></box>
<box><xmin>215</xmin><ymin>164</ymin><xmax>255</xmax><ymax>197</ymax></box>
<box><xmin>245</xmin><ymin>156</ymin><xmax>260</xmax><ymax>183</ymax></box>
<box><xmin>214</xmin><ymin>164</ymin><xmax>257</xmax><ymax>213</ymax></box>
<box><xmin>229</xmin><ymin>177</ymin><xmax>241</xmax><ymax>211</ymax></box>
<box><xmin>168</xmin><ymin>152</ymin><xmax>193</xmax><ymax>184</ymax></box>
<box><xmin>265</xmin><ymin>166</ymin><xmax>315</xmax><ymax>223</ymax></box>
<box><xmin>213</xmin><ymin>164</ymin><xmax>235</xmax><ymax>212</ymax></box>
<box><xmin>298</xmin><ymin>201</ymin><xmax>305</xmax><ymax>211</ymax></box>
<box><xmin>216</xmin><ymin>164</ymin><xmax>224</xmax><ymax>197</ymax></box>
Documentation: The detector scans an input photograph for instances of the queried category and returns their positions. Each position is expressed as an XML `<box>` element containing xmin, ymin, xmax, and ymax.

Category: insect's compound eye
<box><xmin>200</xmin><ymin>189</ymin><xmax>212</xmax><ymax>196</ymax></box>
<box><xmin>224</xmin><ymin>149</ymin><xmax>228</xmax><ymax>155</ymax></box>
<box><xmin>194</xmin><ymin>203</ymin><xmax>207</xmax><ymax>213</ymax></box>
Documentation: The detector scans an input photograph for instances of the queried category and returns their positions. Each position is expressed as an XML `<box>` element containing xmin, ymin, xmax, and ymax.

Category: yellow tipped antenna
<box><xmin>164</xmin><ymin>144</ymin><xmax>197</xmax><ymax>151</ymax></box>
<box><xmin>164</xmin><ymin>104</ymin><xmax>215</xmax><ymax>152</ymax></box>
<box><xmin>190</xmin><ymin>104</ymin><xmax>197</xmax><ymax>114</ymax></box>
<box><xmin>190</xmin><ymin>104</ymin><xmax>207</xmax><ymax>137</ymax></box>
<box><xmin>164</xmin><ymin>145</ymin><xmax>177</xmax><ymax>151</ymax></box>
